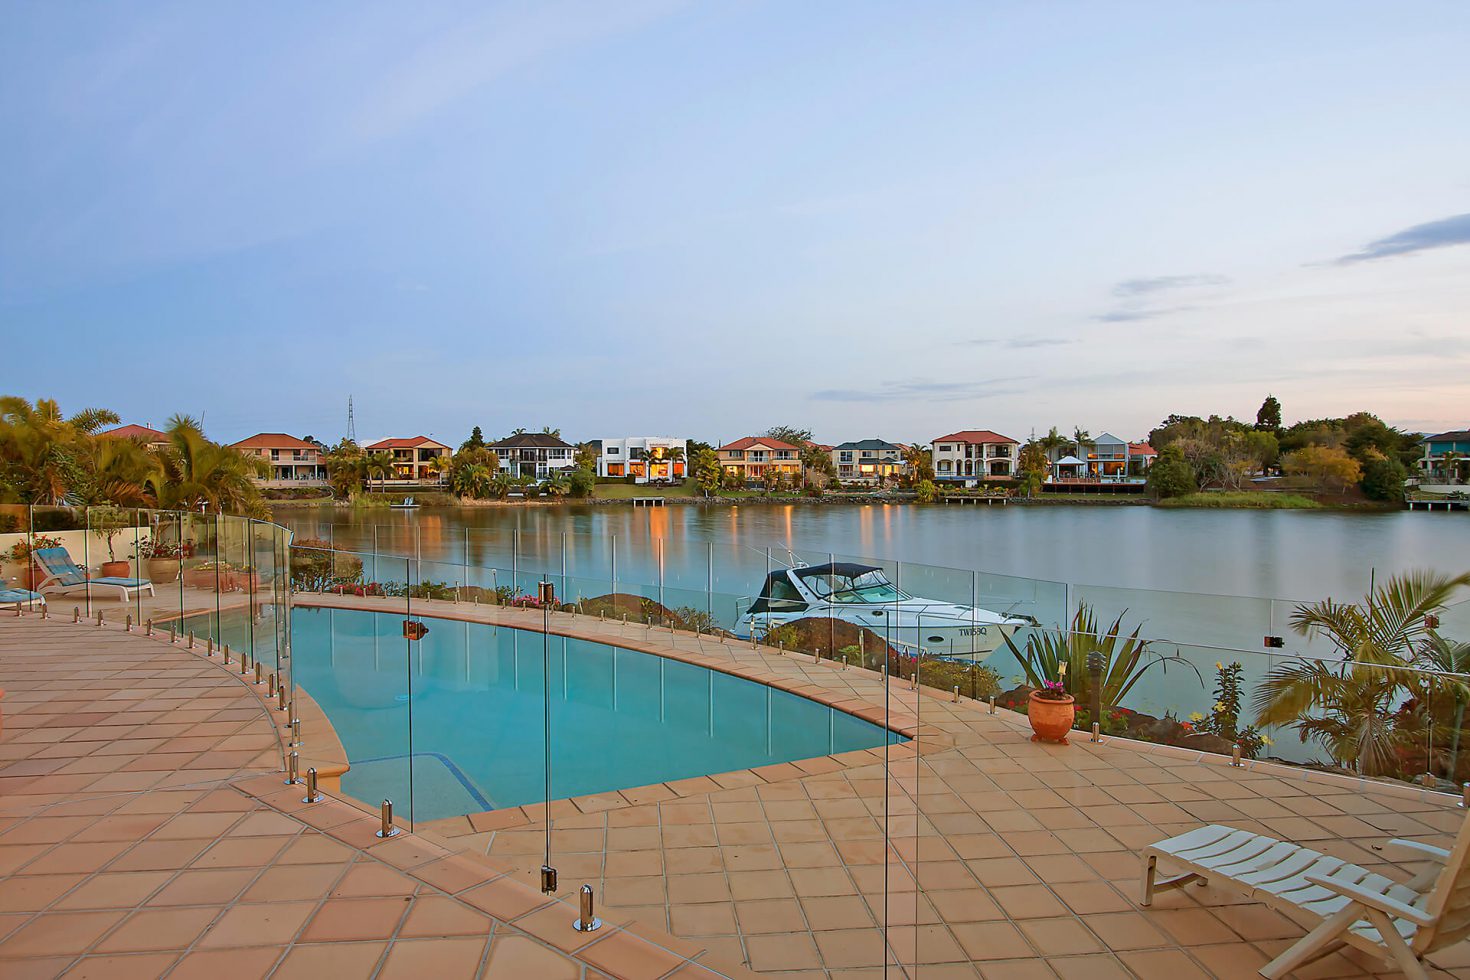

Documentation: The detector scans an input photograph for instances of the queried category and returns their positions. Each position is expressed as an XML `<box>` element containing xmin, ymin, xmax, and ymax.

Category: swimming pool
<box><xmin>288</xmin><ymin>607</ymin><xmax>902</xmax><ymax>822</ymax></box>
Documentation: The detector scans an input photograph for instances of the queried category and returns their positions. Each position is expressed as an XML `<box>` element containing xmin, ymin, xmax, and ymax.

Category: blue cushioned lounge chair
<box><xmin>33</xmin><ymin>547</ymin><xmax>154</xmax><ymax>602</ymax></box>
<box><xmin>0</xmin><ymin>587</ymin><xmax>45</xmax><ymax>611</ymax></box>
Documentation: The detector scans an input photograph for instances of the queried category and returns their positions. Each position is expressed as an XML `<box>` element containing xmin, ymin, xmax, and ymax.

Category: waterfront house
<box><xmin>365</xmin><ymin>436</ymin><xmax>452</xmax><ymax>485</ymax></box>
<box><xmin>932</xmin><ymin>430</ymin><xmax>1018</xmax><ymax>482</ymax></box>
<box><xmin>598</xmin><ymin>437</ymin><xmax>687</xmax><ymax>482</ymax></box>
<box><xmin>1048</xmin><ymin>431</ymin><xmax>1154</xmax><ymax>483</ymax></box>
<box><xmin>1420</xmin><ymin>429</ymin><xmax>1470</xmax><ymax>486</ymax></box>
<box><xmin>830</xmin><ymin>439</ymin><xmax>907</xmax><ymax>483</ymax></box>
<box><xmin>230</xmin><ymin>433</ymin><xmax>328</xmax><ymax>487</ymax></box>
<box><xmin>98</xmin><ymin>423</ymin><xmax>171</xmax><ymax>452</ymax></box>
<box><xmin>717</xmin><ymin>437</ymin><xmax>803</xmax><ymax>484</ymax></box>
<box><xmin>489</xmin><ymin>433</ymin><xmax>577</xmax><ymax>481</ymax></box>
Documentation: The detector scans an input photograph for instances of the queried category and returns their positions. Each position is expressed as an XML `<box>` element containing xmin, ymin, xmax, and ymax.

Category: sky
<box><xmin>2</xmin><ymin>1</ymin><xmax>1468</xmax><ymax>447</ymax></box>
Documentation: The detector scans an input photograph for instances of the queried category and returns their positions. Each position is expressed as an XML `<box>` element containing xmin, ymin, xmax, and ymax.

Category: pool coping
<box><xmin>290</xmin><ymin>594</ymin><xmax>953</xmax><ymax>836</ymax></box>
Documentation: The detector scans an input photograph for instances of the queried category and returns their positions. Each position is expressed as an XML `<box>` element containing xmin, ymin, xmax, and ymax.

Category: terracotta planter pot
<box><xmin>1028</xmin><ymin>691</ymin><xmax>1076</xmax><ymax>744</ymax></box>
<box><xmin>100</xmin><ymin>560</ymin><xmax>131</xmax><ymax>578</ymax></box>
<box><xmin>182</xmin><ymin>568</ymin><xmax>224</xmax><ymax>591</ymax></box>
<box><xmin>146</xmin><ymin>559</ymin><xmax>180</xmax><ymax>584</ymax></box>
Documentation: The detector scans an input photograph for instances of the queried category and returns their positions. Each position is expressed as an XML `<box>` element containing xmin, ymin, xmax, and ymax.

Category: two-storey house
<box><xmin>717</xmin><ymin>438</ymin><xmax>802</xmax><ymax>484</ymax></box>
<box><xmin>365</xmin><ymin>436</ymin><xmax>452</xmax><ymax>484</ymax></box>
<box><xmin>230</xmin><ymin>433</ymin><xmax>328</xmax><ymax>487</ymax></box>
<box><xmin>932</xmin><ymin>430</ymin><xmax>1018</xmax><ymax>482</ymax></box>
<box><xmin>830</xmin><ymin>439</ymin><xmax>906</xmax><ymax>483</ymax></box>
<box><xmin>1421</xmin><ymin>429</ymin><xmax>1470</xmax><ymax>486</ymax></box>
<box><xmin>488</xmin><ymin>433</ymin><xmax>577</xmax><ymax>481</ymax></box>
<box><xmin>598</xmin><ymin>437</ymin><xmax>687</xmax><ymax>482</ymax></box>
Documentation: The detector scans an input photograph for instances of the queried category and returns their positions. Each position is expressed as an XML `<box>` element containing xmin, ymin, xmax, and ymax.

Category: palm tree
<box><xmin>324</xmin><ymin>441</ymin><xmax>366</xmax><ymax>497</ymax></box>
<box><xmin>427</xmin><ymin>453</ymin><xmax>453</xmax><ymax>486</ymax></box>
<box><xmin>1253</xmin><ymin>570</ymin><xmax>1470</xmax><ymax>776</ymax></box>
<box><xmin>546</xmin><ymin>474</ymin><xmax>571</xmax><ymax>498</ymax></box>
<box><xmin>1415</xmin><ymin>632</ymin><xmax>1470</xmax><ymax>776</ymax></box>
<box><xmin>1072</xmin><ymin>427</ymin><xmax>1095</xmax><ymax>474</ymax></box>
<box><xmin>0</xmin><ymin>396</ymin><xmax>120</xmax><ymax>503</ymax></box>
<box><xmin>364</xmin><ymin>452</ymin><xmax>396</xmax><ymax>493</ymax></box>
<box><xmin>452</xmin><ymin>463</ymin><xmax>494</xmax><ymax>499</ymax></box>
<box><xmin>78</xmin><ymin>437</ymin><xmax>160</xmax><ymax>508</ymax></box>
<box><xmin>151</xmin><ymin>415</ymin><xmax>269</xmax><ymax>516</ymax></box>
<box><xmin>1254</xmin><ymin>660</ymin><xmax>1411</xmax><ymax>777</ymax></box>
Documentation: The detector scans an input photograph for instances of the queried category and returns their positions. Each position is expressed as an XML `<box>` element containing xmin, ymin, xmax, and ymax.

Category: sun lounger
<box><xmin>32</xmin><ymin>547</ymin><xmax>154</xmax><ymax>602</ymax></box>
<box><xmin>0</xmin><ymin>588</ymin><xmax>45</xmax><ymax>611</ymax></box>
<box><xmin>1142</xmin><ymin>820</ymin><xmax>1470</xmax><ymax>979</ymax></box>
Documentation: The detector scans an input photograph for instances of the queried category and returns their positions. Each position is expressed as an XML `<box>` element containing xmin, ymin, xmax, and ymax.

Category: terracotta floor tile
<box><xmin>669</xmin><ymin>902</ymin><xmax>738</xmax><ymax>937</ymax></box>
<box><xmin>298</xmin><ymin>897</ymin><xmax>410</xmax><ymax>943</ymax></box>
<box><xmin>1048</xmin><ymin>953</ymin><xmax>1133</xmax><ymax>980</ymax></box>
<box><xmin>743</xmin><ymin>930</ymin><xmax>824</xmax><ymax>971</ymax></box>
<box><xmin>989</xmin><ymin>884</ymin><xmax>1069</xmax><ymax>920</ymax></box>
<box><xmin>150</xmin><ymin>869</ymin><xmax>254</xmax><ymax>907</ymax></box>
<box><xmin>377</xmin><ymin>936</ymin><xmax>488</xmax><ymax>978</ymax></box>
<box><xmin>482</xmin><ymin>934</ymin><xmax>582</xmax><ymax>979</ymax></box>
<box><xmin>195</xmin><ymin>901</ymin><xmax>316</xmax><ymax>948</ymax></box>
<box><xmin>58</xmin><ymin>952</ymin><xmax>180</xmax><ymax>979</ymax></box>
<box><xmin>0</xmin><ymin>910</ymin><xmax>127</xmax><ymax>958</ymax></box>
<box><xmin>162</xmin><ymin>945</ymin><xmax>281</xmax><ymax>980</ymax></box>
<box><xmin>1084</xmin><ymin>911</ymin><xmax>1173</xmax><ymax>951</ymax></box>
<box><xmin>1018</xmin><ymin>917</ymin><xmax>1103</xmax><ymax>957</ymax></box>
<box><xmin>580</xmin><ymin>928</ymin><xmax>692</xmax><ymax>977</ymax></box>
<box><xmin>0</xmin><ymin>873</ymin><xmax>88</xmax><ymax>913</ymax></box>
<box><xmin>18</xmin><ymin>841</ymin><xmax>131</xmax><ymax>876</ymax></box>
<box><xmin>241</xmin><ymin>863</ymin><xmax>347</xmax><ymax>903</ymax></box>
<box><xmin>951</xmin><ymin>921</ymin><xmax>1036</xmax><ymax>961</ymax></box>
<box><xmin>458</xmin><ymin>878</ymin><xmax>552</xmax><ymax>922</ymax></box>
<box><xmin>271</xmin><ymin>941</ymin><xmax>386</xmax><ymax>979</ymax></box>
<box><xmin>396</xmin><ymin>895</ymin><xmax>493</xmax><ymax>938</ymax></box>
<box><xmin>95</xmin><ymin>907</ymin><xmax>219</xmax><ymax>953</ymax></box>
<box><xmin>1119</xmin><ymin>948</ymin><xmax>1213</xmax><ymax>979</ymax></box>
<box><xmin>329</xmin><ymin>862</ymin><xmax>417</xmax><ymax>899</ymax></box>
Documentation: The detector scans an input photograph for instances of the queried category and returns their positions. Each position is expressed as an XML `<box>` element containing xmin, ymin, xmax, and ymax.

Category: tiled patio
<box><xmin>0</xmin><ymin>614</ymin><xmax>746</xmax><ymax>979</ymax></box>
<box><xmin>4</xmin><ymin>600</ymin><xmax>1470</xmax><ymax>978</ymax></box>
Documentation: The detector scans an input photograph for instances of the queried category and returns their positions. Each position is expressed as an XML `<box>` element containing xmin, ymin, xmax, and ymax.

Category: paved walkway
<box><xmin>0</xmin><ymin>614</ymin><xmax>745</xmax><ymax>979</ymax></box>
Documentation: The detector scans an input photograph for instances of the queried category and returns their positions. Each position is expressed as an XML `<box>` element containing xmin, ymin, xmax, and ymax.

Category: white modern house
<box><xmin>597</xmin><ymin>436</ymin><xmax>687</xmax><ymax>482</ymax></box>
<box><xmin>932</xmin><ymin>430</ymin><xmax>1019</xmax><ymax>483</ymax></box>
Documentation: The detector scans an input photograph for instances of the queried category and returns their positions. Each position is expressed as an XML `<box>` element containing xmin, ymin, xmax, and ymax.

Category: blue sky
<box><xmin>3</xmin><ymin>1</ymin><xmax>1467</xmax><ymax>446</ymax></box>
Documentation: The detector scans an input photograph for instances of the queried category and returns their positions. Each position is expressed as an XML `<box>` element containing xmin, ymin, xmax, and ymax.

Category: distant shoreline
<box><xmin>269</xmin><ymin>491</ymin><xmax>1399</xmax><ymax>513</ymax></box>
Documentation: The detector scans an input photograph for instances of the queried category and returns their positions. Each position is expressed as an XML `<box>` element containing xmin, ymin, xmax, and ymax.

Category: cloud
<box><xmin>962</xmin><ymin>336</ymin><xmax>1074</xmax><ymax>349</ymax></box>
<box><xmin>1092</xmin><ymin>306</ymin><xmax>1193</xmax><ymax>323</ymax></box>
<box><xmin>1335</xmin><ymin>212</ymin><xmax>1470</xmax><ymax>264</ymax></box>
<box><xmin>812</xmin><ymin>378</ymin><xmax>1033</xmax><ymax>403</ymax></box>
<box><xmin>1111</xmin><ymin>274</ymin><xmax>1229</xmax><ymax>297</ymax></box>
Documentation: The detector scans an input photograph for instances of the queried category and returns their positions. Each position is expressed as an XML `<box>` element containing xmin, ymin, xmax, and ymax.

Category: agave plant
<box><xmin>1002</xmin><ymin>601</ymin><xmax>1198</xmax><ymax>708</ymax></box>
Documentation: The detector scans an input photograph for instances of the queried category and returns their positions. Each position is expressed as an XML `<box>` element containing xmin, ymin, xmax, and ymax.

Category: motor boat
<box><xmin>390</xmin><ymin>496</ymin><xmax>420</xmax><ymax>510</ymax></box>
<box><xmin>737</xmin><ymin>561</ymin><xmax>1035</xmax><ymax>660</ymax></box>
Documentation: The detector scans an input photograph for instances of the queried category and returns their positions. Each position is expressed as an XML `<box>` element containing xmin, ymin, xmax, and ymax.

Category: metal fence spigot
<box><xmin>125</xmin><ymin>613</ymin><xmax>133</xmax><ymax>632</ymax></box>
<box><xmin>290</xmin><ymin>717</ymin><xmax>301</xmax><ymax>746</ymax></box>
<box><xmin>572</xmin><ymin>883</ymin><xmax>602</xmax><ymax>932</ymax></box>
<box><xmin>188</xmin><ymin>630</ymin><xmax>195</xmax><ymax>649</ymax></box>
<box><xmin>268</xmin><ymin>673</ymin><xmax>277</xmax><ymax>698</ymax></box>
<box><xmin>96</xmin><ymin>610</ymin><xmax>104</xmax><ymax>627</ymax></box>
<box><xmin>206</xmin><ymin>636</ymin><xmax>213</xmax><ymax>655</ymax></box>
<box><xmin>254</xmin><ymin>662</ymin><xmax>262</xmax><ymax>685</ymax></box>
<box><xmin>73</xmin><ymin>606</ymin><xmax>81</xmax><ymax>623</ymax></box>
<box><xmin>987</xmin><ymin>695</ymin><xmax>996</xmax><ymax>714</ymax></box>
<box><xmin>285</xmin><ymin>750</ymin><xmax>300</xmax><ymax>785</ymax></box>
<box><xmin>952</xmin><ymin>685</ymin><xmax>960</xmax><ymax>703</ymax></box>
<box><xmin>1091</xmin><ymin>722</ymin><xmax>1101</xmax><ymax>743</ymax></box>
<box><xmin>223</xmin><ymin>644</ymin><xmax>231</xmax><ymax>665</ymax></box>
<box><xmin>378</xmin><ymin>799</ymin><xmax>400</xmax><ymax>838</ymax></box>
<box><xmin>302</xmin><ymin>767</ymin><xmax>322</xmax><ymax>804</ymax></box>
<box><xmin>1231</xmin><ymin>743</ymin><xmax>1243</xmax><ymax>768</ymax></box>
<box><xmin>540</xmin><ymin>865</ymin><xmax>558</xmax><ymax>894</ymax></box>
<box><xmin>1461</xmin><ymin>783</ymin><xmax>1469</xmax><ymax>808</ymax></box>
<box><xmin>168</xmin><ymin>625</ymin><xmax>175</xmax><ymax>644</ymax></box>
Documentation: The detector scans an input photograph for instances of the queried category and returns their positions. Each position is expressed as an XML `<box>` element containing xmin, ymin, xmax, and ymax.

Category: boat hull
<box><xmin>739</xmin><ymin>610</ymin><xmax>1021</xmax><ymax>660</ymax></box>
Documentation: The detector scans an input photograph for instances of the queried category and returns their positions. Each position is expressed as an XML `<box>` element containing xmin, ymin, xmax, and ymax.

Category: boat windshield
<box><xmin>806</xmin><ymin>570</ymin><xmax>910</xmax><ymax>603</ymax></box>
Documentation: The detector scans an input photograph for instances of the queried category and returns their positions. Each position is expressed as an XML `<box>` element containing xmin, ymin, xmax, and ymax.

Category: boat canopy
<box><xmin>748</xmin><ymin>562</ymin><xmax>909</xmax><ymax>614</ymax></box>
<box><xmin>792</xmin><ymin>562</ymin><xmax>882</xmax><ymax>580</ymax></box>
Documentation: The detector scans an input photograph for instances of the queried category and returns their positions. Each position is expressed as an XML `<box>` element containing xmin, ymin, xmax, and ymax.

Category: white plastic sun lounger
<box><xmin>1142</xmin><ymin>820</ymin><xmax>1470</xmax><ymax>979</ymax></box>
<box><xmin>33</xmin><ymin>547</ymin><xmax>154</xmax><ymax>603</ymax></box>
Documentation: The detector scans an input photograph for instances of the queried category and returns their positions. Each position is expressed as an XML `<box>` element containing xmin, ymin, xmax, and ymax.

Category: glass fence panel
<box><xmin>288</xmin><ymin>552</ymin><xmax>415</xmax><ymax>829</ymax></box>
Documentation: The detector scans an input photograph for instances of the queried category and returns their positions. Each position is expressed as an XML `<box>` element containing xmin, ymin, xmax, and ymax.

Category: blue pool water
<box><xmin>288</xmin><ymin>607</ymin><xmax>902</xmax><ymax>822</ymax></box>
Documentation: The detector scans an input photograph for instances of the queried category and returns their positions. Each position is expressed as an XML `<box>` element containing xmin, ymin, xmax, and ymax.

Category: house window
<box><xmin>607</xmin><ymin>447</ymin><xmax>619</xmax><ymax>455</ymax></box>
